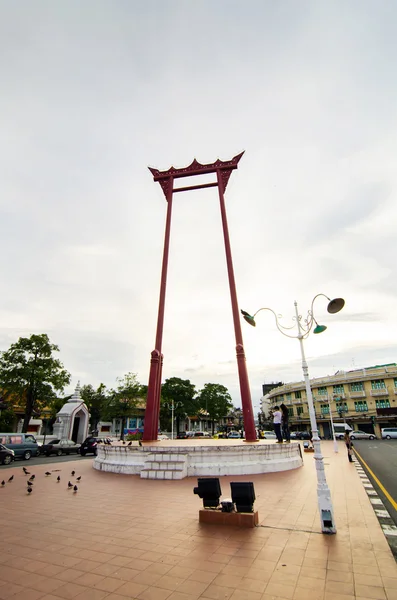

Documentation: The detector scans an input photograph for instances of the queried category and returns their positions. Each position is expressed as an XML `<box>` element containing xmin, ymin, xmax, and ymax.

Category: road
<box><xmin>0</xmin><ymin>453</ymin><xmax>94</xmax><ymax>470</ymax></box>
<box><xmin>353</xmin><ymin>439</ymin><xmax>397</xmax><ymax>527</ymax></box>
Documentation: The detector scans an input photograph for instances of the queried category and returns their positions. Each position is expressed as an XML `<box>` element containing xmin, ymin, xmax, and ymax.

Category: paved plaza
<box><xmin>0</xmin><ymin>441</ymin><xmax>396</xmax><ymax>600</ymax></box>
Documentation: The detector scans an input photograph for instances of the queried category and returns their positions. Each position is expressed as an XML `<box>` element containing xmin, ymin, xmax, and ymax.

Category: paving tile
<box><xmin>354</xmin><ymin>585</ymin><xmax>387</xmax><ymax>600</ymax></box>
<box><xmin>201</xmin><ymin>584</ymin><xmax>234</xmax><ymax>599</ymax></box>
<box><xmin>7</xmin><ymin>590</ymin><xmax>44</xmax><ymax>600</ymax></box>
<box><xmin>0</xmin><ymin>445</ymin><xmax>394</xmax><ymax>600</ymax></box>
<box><xmin>138</xmin><ymin>587</ymin><xmax>173</xmax><ymax>600</ymax></box>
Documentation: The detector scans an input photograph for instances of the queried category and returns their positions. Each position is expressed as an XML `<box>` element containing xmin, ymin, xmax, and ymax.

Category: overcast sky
<box><xmin>1</xmin><ymin>1</ymin><xmax>396</xmax><ymax>412</ymax></box>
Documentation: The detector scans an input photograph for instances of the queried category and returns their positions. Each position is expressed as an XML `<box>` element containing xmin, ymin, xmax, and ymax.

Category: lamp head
<box><xmin>327</xmin><ymin>297</ymin><xmax>345</xmax><ymax>314</ymax></box>
<box><xmin>241</xmin><ymin>309</ymin><xmax>256</xmax><ymax>327</ymax></box>
<box><xmin>313</xmin><ymin>324</ymin><xmax>327</xmax><ymax>334</ymax></box>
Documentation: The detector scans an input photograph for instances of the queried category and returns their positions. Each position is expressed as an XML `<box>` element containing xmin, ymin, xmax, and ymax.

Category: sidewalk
<box><xmin>0</xmin><ymin>441</ymin><xmax>396</xmax><ymax>600</ymax></box>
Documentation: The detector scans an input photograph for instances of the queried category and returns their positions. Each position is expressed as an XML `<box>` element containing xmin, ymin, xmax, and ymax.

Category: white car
<box><xmin>227</xmin><ymin>431</ymin><xmax>241</xmax><ymax>439</ymax></box>
<box><xmin>349</xmin><ymin>430</ymin><xmax>376</xmax><ymax>440</ymax></box>
<box><xmin>381</xmin><ymin>428</ymin><xmax>397</xmax><ymax>440</ymax></box>
<box><xmin>262</xmin><ymin>431</ymin><xmax>277</xmax><ymax>439</ymax></box>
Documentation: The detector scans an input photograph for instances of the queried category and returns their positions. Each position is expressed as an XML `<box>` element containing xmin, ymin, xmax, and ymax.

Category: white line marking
<box><xmin>381</xmin><ymin>525</ymin><xmax>397</xmax><ymax>537</ymax></box>
<box><xmin>370</xmin><ymin>498</ymin><xmax>384</xmax><ymax>505</ymax></box>
<box><xmin>375</xmin><ymin>509</ymin><xmax>390</xmax><ymax>518</ymax></box>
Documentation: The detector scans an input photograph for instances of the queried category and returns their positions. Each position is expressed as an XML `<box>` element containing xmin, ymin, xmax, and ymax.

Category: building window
<box><xmin>371</xmin><ymin>379</ymin><xmax>386</xmax><ymax>389</ymax></box>
<box><xmin>295</xmin><ymin>390</ymin><xmax>302</xmax><ymax>399</ymax></box>
<box><xmin>376</xmin><ymin>399</ymin><xmax>390</xmax><ymax>409</ymax></box>
<box><xmin>277</xmin><ymin>395</ymin><xmax>284</xmax><ymax>402</ymax></box>
<box><xmin>318</xmin><ymin>387</ymin><xmax>327</xmax><ymax>395</ymax></box>
<box><xmin>288</xmin><ymin>407</ymin><xmax>294</xmax><ymax>417</ymax></box>
<box><xmin>350</xmin><ymin>382</ymin><xmax>364</xmax><ymax>392</ymax></box>
<box><xmin>354</xmin><ymin>401</ymin><xmax>368</xmax><ymax>412</ymax></box>
<box><xmin>336</xmin><ymin>402</ymin><xmax>348</xmax><ymax>413</ymax></box>
<box><xmin>286</xmin><ymin>393</ymin><xmax>292</xmax><ymax>401</ymax></box>
<box><xmin>297</xmin><ymin>406</ymin><xmax>303</xmax><ymax>415</ymax></box>
<box><xmin>394</xmin><ymin>378</ymin><xmax>397</xmax><ymax>388</ymax></box>
<box><xmin>320</xmin><ymin>404</ymin><xmax>330</xmax><ymax>415</ymax></box>
<box><xmin>333</xmin><ymin>384</ymin><xmax>344</xmax><ymax>395</ymax></box>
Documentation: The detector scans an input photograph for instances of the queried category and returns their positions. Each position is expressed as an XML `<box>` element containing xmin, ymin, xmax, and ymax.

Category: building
<box><xmin>265</xmin><ymin>364</ymin><xmax>397</xmax><ymax>438</ymax></box>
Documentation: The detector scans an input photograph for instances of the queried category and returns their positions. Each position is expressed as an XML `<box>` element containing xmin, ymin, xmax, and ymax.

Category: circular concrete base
<box><xmin>93</xmin><ymin>439</ymin><xmax>303</xmax><ymax>479</ymax></box>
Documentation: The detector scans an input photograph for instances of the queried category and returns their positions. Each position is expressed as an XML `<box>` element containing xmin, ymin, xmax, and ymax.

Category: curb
<box><xmin>352</xmin><ymin>453</ymin><xmax>397</xmax><ymax>557</ymax></box>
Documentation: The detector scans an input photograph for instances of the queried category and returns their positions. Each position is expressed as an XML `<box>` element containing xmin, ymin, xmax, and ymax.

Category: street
<box><xmin>353</xmin><ymin>439</ymin><xmax>397</xmax><ymax>527</ymax></box>
<box><xmin>0</xmin><ymin>452</ymin><xmax>94</xmax><ymax>470</ymax></box>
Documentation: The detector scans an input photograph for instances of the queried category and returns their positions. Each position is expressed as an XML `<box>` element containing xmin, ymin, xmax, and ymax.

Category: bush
<box><xmin>125</xmin><ymin>432</ymin><xmax>143</xmax><ymax>441</ymax></box>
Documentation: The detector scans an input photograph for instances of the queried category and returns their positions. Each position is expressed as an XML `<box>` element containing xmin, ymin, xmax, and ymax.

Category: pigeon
<box><xmin>122</xmin><ymin>441</ymin><xmax>126</xmax><ymax>445</ymax></box>
<box><xmin>73</xmin><ymin>485</ymin><xmax>78</xmax><ymax>493</ymax></box>
<box><xmin>127</xmin><ymin>441</ymin><xmax>132</xmax><ymax>446</ymax></box>
<box><xmin>57</xmin><ymin>476</ymin><xmax>61</xmax><ymax>482</ymax></box>
<box><xmin>138</xmin><ymin>441</ymin><xmax>142</xmax><ymax>447</ymax></box>
<box><xmin>27</xmin><ymin>487</ymin><xmax>33</xmax><ymax>494</ymax></box>
<box><xmin>76</xmin><ymin>476</ymin><xmax>81</xmax><ymax>482</ymax></box>
<box><xmin>23</xmin><ymin>467</ymin><xmax>30</xmax><ymax>475</ymax></box>
<box><xmin>68</xmin><ymin>481</ymin><xmax>73</xmax><ymax>489</ymax></box>
<box><xmin>71</xmin><ymin>471</ymin><xmax>75</xmax><ymax>476</ymax></box>
<box><xmin>45</xmin><ymin>472</ymin><xmax>51</xmax><ymax>476</ymax></box>
<box><xmin>29</xmin><ymin>475</ymin><xmax>35</xmax><ymax>481</ymax></box>
<box><xmin>8</xmin><ymin>475</ymin><xmax>14</xmax><ymax>482</ymax></box>
<box><xmin>27</xmin><ymin>480</ymin><xmax>33</xmax><ymax>487</ymax></box>
<box><xmin>1</xmin><ymin>481</ymin><xmax>5</xmax><ymax>487</ymax></box>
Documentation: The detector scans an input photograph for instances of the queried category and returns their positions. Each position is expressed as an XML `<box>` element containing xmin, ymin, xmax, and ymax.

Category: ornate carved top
<box><xmin>148</xmin><ymin>151</ymin><xmax>244</xmax><ymax>180</ymax></box>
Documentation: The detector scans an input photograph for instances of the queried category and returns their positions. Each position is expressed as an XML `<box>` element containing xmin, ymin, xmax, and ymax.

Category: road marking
<box><xmin>375</xmin><ymin>509</ymin><xmax>390</xmax><ymax>518</ymax></box>
<box><xmin>370</xmin><ymin>498</ymin><xmax>384</xmax><ymax>505</ymax></box>
<box><xmin>354</xmin><ymin>447</ymin><xmax>397</xmax><ymax>512</ymax></box>
<box><xmin>381</xmin><ymin>524</ymin><xmax>397</xmax><ymax>537</ymax></box>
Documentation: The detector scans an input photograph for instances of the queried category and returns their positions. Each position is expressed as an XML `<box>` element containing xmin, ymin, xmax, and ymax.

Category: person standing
<box><xmin>344</xmin><ymin>430</ymin><xmax>353</xmax><ymax>462</ymax></box>
<box><xmin>272</xmin><ymin>406</ymin><xmax>283</xmax><ymax>443</ymax></box>
<box><xmin>280</xmin><ymin>403</ymin><xmax>291</xmax><ymax>443</ymax></box>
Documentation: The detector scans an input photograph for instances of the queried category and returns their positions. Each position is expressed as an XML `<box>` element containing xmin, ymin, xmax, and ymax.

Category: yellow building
<box><xmin>265</xmin><ymin>363</ymin><xmax>397</xmax><ymax>438</ymax></box>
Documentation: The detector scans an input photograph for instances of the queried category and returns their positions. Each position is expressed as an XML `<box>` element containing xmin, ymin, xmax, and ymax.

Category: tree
<box><xmin>102</xmin><ymin>373</ymin><xmax>143</xmax><ymax>440</ymax></box>
<box><xmin>0</xmin><ymin>334</ymin><xmax>71</xmax><ymax>432</ymax></box>
<box><xmin>80</xmin><ymin>383</ymin><xmax>108</xmax><ymax>434</ymax></box>
<box><xmin>197</xmin><ymin>383</ymin><xmax>233</xmax><ymax>435</ymax></box>
<box><xmin>161</xmin><ymin>378</ymin><xmax>198</xmax><ymax>434</ymax></box>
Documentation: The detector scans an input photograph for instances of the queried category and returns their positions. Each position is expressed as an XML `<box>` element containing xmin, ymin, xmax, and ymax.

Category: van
<box><xmin>333</xmin><ymin>423</ymin><xmax>352</xmax><ymax>440</ymax></box>
<box><xmin>0</xmin><ymin>433</ymin><xmax>40</xmax><ymax>460</ymax></box>
<box><xmin>381</xmin><ymin>428</ymin><xmax>397</xmax><ymax>440</ymax></box>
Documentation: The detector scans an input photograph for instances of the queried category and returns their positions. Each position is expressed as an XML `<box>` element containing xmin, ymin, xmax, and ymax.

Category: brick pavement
<box><xmin>0</xmin><ymin>441</ymin><xmax>396</xmax><ymax>600</ymax></box>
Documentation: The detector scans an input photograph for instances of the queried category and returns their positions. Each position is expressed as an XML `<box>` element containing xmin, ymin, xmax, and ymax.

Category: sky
<box><xmin>1</xmin><ymin>1</ymin><xmax>396</xmax><ymax>414</ymax></box>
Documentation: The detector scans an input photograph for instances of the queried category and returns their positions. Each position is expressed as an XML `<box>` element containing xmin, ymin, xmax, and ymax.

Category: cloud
<box><xmin>0</xmin><ymin>1</ymin><xmax>396</xmax><ymax>405</ymax></box>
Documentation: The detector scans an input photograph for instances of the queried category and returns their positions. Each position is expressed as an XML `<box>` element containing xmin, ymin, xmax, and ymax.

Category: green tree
<box><xmin>161</xmin><ymin>377</ymin><xmax>198</xmax><ymax>434</ymax></box>
<box><xmin>0</xmin><ymin>405</ymin><xmax>15</xmax><ymax>432</ymax></box>
<box><xmin>0</xmin><ymin>334</ymin><xmax>71</xmax><ymax>432</ymax></box>
<box><xmin>197</xmin><ymin>383</ymin><xmax>233</xmax><ymax>435</ymax></box>
<box><xmin>103</xmin><ymin>373</ymin><xmax>143</xmax><ymax>440</ymax></box>
<box><xmin>80</xmin><ymin>383</ymin><xmax>108</xmax><ymax>433</ymax></box>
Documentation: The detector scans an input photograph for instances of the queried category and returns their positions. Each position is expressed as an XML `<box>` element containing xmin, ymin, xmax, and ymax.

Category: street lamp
<box><xmin>165</xmin><ymin>400</ymin><xmax>183</xmax><ymax>440</ymax></box>
<box><xmin>241</xmin><ymin>294</ymin><xmax>344</xmax><ymax>534</ymax></box>
<box><xmin>327</xmin><ymin>395</ymin><xmax>338</xmax><ymax>453</ymax></box>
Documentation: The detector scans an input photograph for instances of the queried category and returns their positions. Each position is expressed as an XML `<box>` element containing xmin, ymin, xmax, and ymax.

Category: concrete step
<box><xmin>140</xmin><ymin>467</ymin><xmax>187</xmax><ymax>480</ymax></box>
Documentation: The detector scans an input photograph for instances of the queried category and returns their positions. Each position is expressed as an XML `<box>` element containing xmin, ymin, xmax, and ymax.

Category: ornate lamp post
<box><xmin>241</xmin><ymin>294</ymin><xmax>345</xmax><ymax>534</ymax></box>
<box><xmin>327</xmin><ymin>395</ymin><xmax>339</xmax><ymax>453</ymax></box>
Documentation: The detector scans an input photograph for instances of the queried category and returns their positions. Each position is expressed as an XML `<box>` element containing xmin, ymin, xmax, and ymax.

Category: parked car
<box><xmin>191</xmin><ymin>431</ymin><xmax>212</xmax><ymax>438</ymax></box>
<box><xmin>0</xmin><ymin>433</ymin><xmax>40</xmax><ymax>460</ymax></box>
<box><xmin>227</xmin><ymin>431</ymin><xmax>241</xmax><ymax>439</ymax></box>
<box><xmin>42</xmin><ymin>439</ymin><xmax>81</xmax><ymax>456</ymax></box>
<box><xmin>176</xmin><ymin>432</ymin><xmax>188</xmax><ymax>439</ymax></box>
<box><xmin>262</xmin><ymin>431</ymin><xmax>277</xmax><ymax>439</ymax></box>
<box><xmin>349</xmin><ymin>430</ymin><xmax>376</xmax><ymax>440</ymax></box>
<box><xmin>0</xmin><ymin>444</ymin><xmax>14</xmax><ymax>465</ymax></box>
<box><xmin>80</xmin><ymin>437</ymin><xmax>99</xmax><ymax>456</ymax></box>
<box><xmin>381</xmin><ymin>428</ymin><xmax>397</xmax><ymax>440</ymax></box>
<box><xmin>294</xmin><ymin>431</ymin><xmax>312</xmax><ymax>440</ymax></box>
<box><xmin>158</xmin><ymin>434</ymin><xmax>169</xmax><ymax>440</ymax></box>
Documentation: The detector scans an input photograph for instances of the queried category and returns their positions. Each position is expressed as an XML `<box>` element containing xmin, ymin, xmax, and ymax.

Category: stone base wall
<box><xmin>93</xmin><ymin>441</ymin><xmax>303</xmax><ymax>478</ymax></box>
